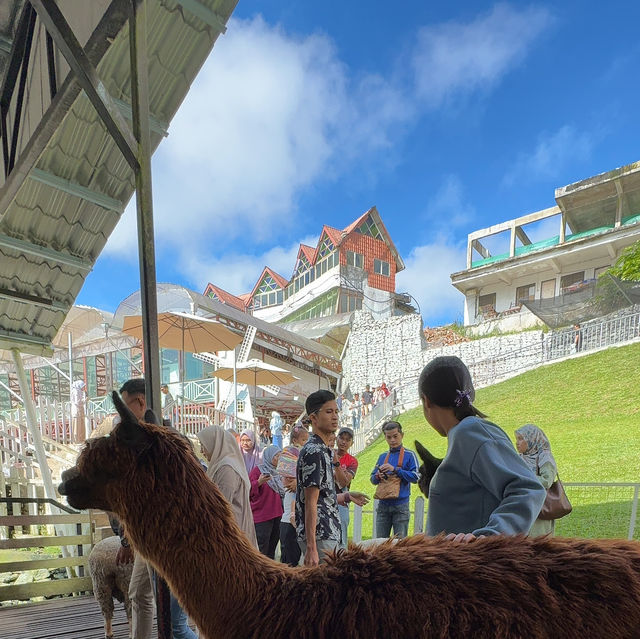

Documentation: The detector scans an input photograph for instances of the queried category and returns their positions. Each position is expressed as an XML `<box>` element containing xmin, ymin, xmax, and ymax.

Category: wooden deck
<box><xmin>0</xmin><ymin>595</ymin><xmax>146</xmax><ymax>639</ymax></box>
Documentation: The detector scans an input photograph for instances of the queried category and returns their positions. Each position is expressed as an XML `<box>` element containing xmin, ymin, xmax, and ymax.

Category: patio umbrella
<box><xmin>122</xmin><ymin>312</ymin><xmax>243</xmax><ymax>411</ymax></box>
<box><xmin>122</xmin><ymin>312</ymin><xmax>242</xmax><ymax>353</ymax></box>
<box><xmin>210</xmin><ymin>359</ymin><xmax>298</xmax><ymax>421</ymax></box>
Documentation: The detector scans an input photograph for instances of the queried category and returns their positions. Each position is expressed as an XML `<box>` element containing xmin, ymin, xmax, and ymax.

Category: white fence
<box><xmin>350</xmin><ymin>483</ymin><xmax>640</xmax><ymax>542</ymax></box>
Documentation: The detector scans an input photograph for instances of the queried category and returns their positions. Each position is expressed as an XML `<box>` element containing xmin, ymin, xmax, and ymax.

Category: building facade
<box><xmin>203</xmin><ymin>207</ymin><xmax>416</xmax><ymax>325</ymax></box>
<box><xmin>451</xmin><ymin>161</ymin><xmax>640</xmax><ymax>332</ymax></box>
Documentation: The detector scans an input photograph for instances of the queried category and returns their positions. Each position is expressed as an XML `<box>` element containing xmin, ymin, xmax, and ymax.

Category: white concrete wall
<box><xmin>466</xmin><ymin>254</ymin><xmax>614</xmax><ymax>329</ymax></box>
<box><xmin>252</xmin><ymin>268</ymin><xmax>341</xmax><ymax>323</ymax></box>
<box><xmin>341</xmin><ymin>311</ymin><xmax>424</xmax><ymax>394</ymax></box>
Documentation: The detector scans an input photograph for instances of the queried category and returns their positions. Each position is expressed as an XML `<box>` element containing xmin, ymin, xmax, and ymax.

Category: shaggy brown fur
<box><xmin>59</xmin><ymin>392</ymin><xmax>640</xmax><ymax>639</ymax></box>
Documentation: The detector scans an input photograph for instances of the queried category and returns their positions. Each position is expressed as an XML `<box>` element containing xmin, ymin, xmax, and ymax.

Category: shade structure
<box><xmin>122</xmin><ymin>312</ymin><xmax>242</xmax><ymax>353</ymax></box>
<box><xmin>210</xmin><ymin>359</ymin><xmax>298</xmax><ymax>386</ymax></box>
<box><xmin>210</xmin><ymin>359</ymin><xmax>298</xmax><ymax>422</ymax></box>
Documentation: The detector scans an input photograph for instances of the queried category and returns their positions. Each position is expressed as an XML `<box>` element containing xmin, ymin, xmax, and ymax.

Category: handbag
<box><xmin>538</xmin><ymin>472</ymin><xmax>572</xmax><ymax>520</ymax></box>
<box><xmin>374</xmin><ymin>448</ymin><xmax>404</xmax><ymax>501</ymax></box>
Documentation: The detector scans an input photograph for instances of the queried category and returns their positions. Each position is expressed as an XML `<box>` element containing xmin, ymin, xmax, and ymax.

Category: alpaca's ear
<box><xmin>113</xmin><ymin>390</ymin><xmax>137</xmax><ymax>424</ymax></box>
<box><xmin>112</xmin><ymin>391</ymin><xmax>152</xmax><ymax>452</ymax></box>
<box><xmin>143</xmin><ymin>408</ymin><xmax>160</xmax><ymax>425</ymax></box>
<box><xmin>414</xmin><ymin>440</ymin><xmax>443</xmax><ymax>469</ymax></box>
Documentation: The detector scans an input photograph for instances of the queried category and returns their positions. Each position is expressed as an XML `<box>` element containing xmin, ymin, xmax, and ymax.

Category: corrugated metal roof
<box><xmin>0</xmin><ymin>0</ymin><xmax>239</xmax><ymax>356</ymax></box>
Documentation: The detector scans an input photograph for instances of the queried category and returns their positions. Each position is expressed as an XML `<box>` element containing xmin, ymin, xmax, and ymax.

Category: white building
<box><xmin>451</xmin><ymin>161</ymin><xmax>640</xmax><ymax>332</ymax></box>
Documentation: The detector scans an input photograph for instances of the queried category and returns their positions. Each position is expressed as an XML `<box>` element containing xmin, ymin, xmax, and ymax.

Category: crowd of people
<box><xmin>336</xmin><ymin>382</ymin><xmax>393</xmax><ymax>430</ymax></box>
<box><xmin>105</xmin><ymin>354</ymin><xmax>563</xmax><ymax>635</ymax></box>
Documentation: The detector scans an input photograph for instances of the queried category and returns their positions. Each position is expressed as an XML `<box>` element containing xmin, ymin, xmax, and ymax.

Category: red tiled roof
<box><xmin>323</xmin><ymin>225</ymin><xmax>343</xmax><ymax>246</ymax></box>
<box><xmin>248</xmin><ymin>266</ymin><xmax>289</xmax><ymax>299</ymax></box>
<box><xmin>203</xmin><ymin>284</ymin><xmax>247</xmax><ymax>310</ymax></box>
<box><xmin>342</xmin><ymin>208</ymin><xmax>372</xmax><ymax>235</ymax></box>
<box><xmin>299</xmin><ymin>244</ymin><xmax>315</xmax><ymax>263</ymax></box>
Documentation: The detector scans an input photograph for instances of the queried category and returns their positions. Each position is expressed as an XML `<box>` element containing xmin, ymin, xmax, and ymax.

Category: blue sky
<box><xmin>76</xmin><ymin>1</ymin><xmax>640</xmax><ymax>326</ymax></box>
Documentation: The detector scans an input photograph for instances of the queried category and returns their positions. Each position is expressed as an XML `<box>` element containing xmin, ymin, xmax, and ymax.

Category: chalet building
<box><xmin>203</xmin><ymin>207</ymin><xmax>416</xmax><ymax>326</ymax></box>
<box><xmin>451</xmin><ymin>161</ymin><xmax>640</xmax><ymax>331</ymax></box>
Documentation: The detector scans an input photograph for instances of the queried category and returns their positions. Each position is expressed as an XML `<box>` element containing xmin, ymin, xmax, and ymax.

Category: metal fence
<box><xmin>451</xmin><ymin>306</ymin><xmax>640</xmax><ymax>390</ymax></box>
<box><xmin>350</xmin><ymin>483</ymin><xmax>640</xmax><ymax>542</ymax></box>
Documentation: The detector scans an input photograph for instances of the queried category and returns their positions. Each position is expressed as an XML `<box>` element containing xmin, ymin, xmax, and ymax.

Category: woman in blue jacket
<box><xmin>419</xmin><ymin>356</ymin><xmax>545</xmax><ymax>543</ymax></box>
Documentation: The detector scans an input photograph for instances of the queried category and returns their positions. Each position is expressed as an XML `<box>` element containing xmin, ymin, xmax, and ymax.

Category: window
<box><xmin>317</xmin><ymin>234</ymin><xmax>335</xmax><ymax>258</ymax></box>
<box><xmin>477</xmin><ymin>293</ymin><xmax>496</xmax><ymax>317</ymax></box>
<box><xmin>515</xmin><ymin>283</ymin><xmax>535</xmax><ymax>304</ymax></box>
<box><xmin>560</xmin><ymin>271</ymin><xmax>585</xmax><ymax>294</ymax></box>
<box><xmin>339</xmin><ymin>293</ymin><xmax>363</xmax><ymax>313</ymax></box>
<box><xmin>346</xmin><ymin>251</ymin><xmax>364</xmax><ymax>268</ymax></box>
<box><xmin>236</xmin><ymin>399</ymin><xmax>245</xmax><ymax>414</ymax></box>
<box><xmin>541</xmin><ymin>279</ymin><xmax>556</xmax><ymax>299</ymax></box>
<box><xmin>356</xmin><ymin>215</ymin><xmax>383</xmax><ymax>240</ymax></box>
<box><xmin>374</xmin><ymin>259</ymin><xmax>390</xmax><ymax>276</ymax></box>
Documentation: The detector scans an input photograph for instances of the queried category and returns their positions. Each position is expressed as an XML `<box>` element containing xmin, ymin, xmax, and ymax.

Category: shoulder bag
<box><xmin>374</xmin><ymin>447</ymin><xmax>405</xmax><ymax>501</ymax></box>
<box><xmin>538</xmin><ymin>464</ymin><xmax>572</xmax><ymax>520</ymax></box>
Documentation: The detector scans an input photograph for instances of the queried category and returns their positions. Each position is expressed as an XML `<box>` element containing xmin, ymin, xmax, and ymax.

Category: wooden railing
<box><xmin>0</xmin><ymin>498</ymin><xmax>96</xmax><ymax>603</ymax></box>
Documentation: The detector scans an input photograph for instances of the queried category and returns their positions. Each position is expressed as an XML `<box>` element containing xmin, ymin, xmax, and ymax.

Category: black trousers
<box><xmin>279</xmin><ymin>521</ymin><xmax>302</xmax><ymax>566</ymax></box>
<box><xmin>254</xmin><ymin>517</ymin><xmax>281</xmax><ymax>559</ymax></box>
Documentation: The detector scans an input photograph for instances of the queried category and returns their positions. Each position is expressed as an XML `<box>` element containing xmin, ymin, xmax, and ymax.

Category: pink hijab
<box><xmin>239</xmin><ymin>428</ymin><xmax>262</xmax><ymax>474</ymax></box>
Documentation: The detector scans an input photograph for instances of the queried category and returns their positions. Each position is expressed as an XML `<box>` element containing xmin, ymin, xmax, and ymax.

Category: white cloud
<box><xmin>412</xmin><ymin>3</ymin><xmax>552</xmax><ymax>107</ymax></box>
<box><xmin>179</xmin><ymin>234</ymin><xmax>319</xmax><ymax>295</ymax></box>
<box><xmin>104</xmin><ymin>16</ymin><xmax>409</xmax><ymax>262</ymax></box>
<box><xmin>102</xmin><ymin>7</ymin><xmax>555</xmax><ymax>303</ymax></box>
<box><xmin>503</xmin><ymin>125</ymin><xmax>594</xmax><ymax>186</ymax></box>
<box><xmin>396</xmin><ymin>240</ymin><xmax>467</xmax><ymax>325</ymax></box>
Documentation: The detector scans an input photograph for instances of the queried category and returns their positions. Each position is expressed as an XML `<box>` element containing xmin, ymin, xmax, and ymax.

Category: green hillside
<box><xmin>349</xmin><ymin>341</ymin><xmax>640</xmax><ymax>539</ymax></box>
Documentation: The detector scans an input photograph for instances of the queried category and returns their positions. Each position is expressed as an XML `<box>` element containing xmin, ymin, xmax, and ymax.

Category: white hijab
<box><xmin>197</xmin><ymin>426</ymin><xmax>250</xmax><ymax>491</ymax></box>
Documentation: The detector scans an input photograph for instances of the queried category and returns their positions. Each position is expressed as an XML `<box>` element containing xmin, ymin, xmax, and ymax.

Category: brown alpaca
<box><xmin>58</xmin><ymin>392</ymin><xmax>640</xmax><ymax>639</ymax></box>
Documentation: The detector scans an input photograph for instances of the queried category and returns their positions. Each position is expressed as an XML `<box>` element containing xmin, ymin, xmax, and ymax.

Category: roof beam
<box><xmin>113</xmin><ymin>97</ymin><xmax>169</xmax><ymax>138</ymax></box>
<box><xmin>515</xmin><ymin>227</ymin><xmax>532</xmax><ymax>245</ymax></box>
<box><xmin>468</xmin><ymin>206</ymin><xmax>561</xmax><ymax>241</ymax></box>
<box><xmin>30</xmin><ymin>168</ymin><xmax>124</xmax><ymax>212</ymax></box>
<box><xmin>0</xmin><ymin>286</ymin><xmax>69</xmax><ymax>311</ymax></box>
<box><xmin>0</xmin><ymin>329</ymin><xmax>54</xmax><ymax>357</ymax></box>
<box><xmin>174</xmin><ymin>0</ymin><xmax>228</xmax><ymax>32</ymax></box>
<box><xmin>0</xmin><ymin>232</ymin><xmax>92</xmax><ymax>271</ymax></box>
<box><xmin>0</xmin><ymin>36</ymin><xmax>12</xmax><ymax>55</ymax></box>
<box><xmin>29</xmin><ymin>0</ymin><xmax>140</xmax><ymax>171</ymax></box>
<box><xmin>471</xmin><ymin>239</ymin><xmax>490</xmax><ymax>259</ymax></box>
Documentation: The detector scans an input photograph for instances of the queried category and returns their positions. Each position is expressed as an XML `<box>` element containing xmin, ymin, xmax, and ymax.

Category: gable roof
<box><xmin>299</xmin><ymin>244</ymin><xmax>315</xmax><ymax>263</ymax></box>
<box><xmin>203</xmin><ymin>284</ymin><xmax>247</xmax><ymax>311</ymax></box>
<box><xmin>342</xmin><ymin>206</ymin><xmax>405</xmax><ymax>271</ymax></box>
<box><xmin>248</xmin><ymin>266</ymin><xmax>289</xmax><ymax>300</ymax></box>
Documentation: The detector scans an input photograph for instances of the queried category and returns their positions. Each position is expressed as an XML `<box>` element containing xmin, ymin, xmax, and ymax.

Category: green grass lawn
<box><xmin>349</xmin><ymin>341</ymin><xmax>640</xmax><ymax>540</ymax></box>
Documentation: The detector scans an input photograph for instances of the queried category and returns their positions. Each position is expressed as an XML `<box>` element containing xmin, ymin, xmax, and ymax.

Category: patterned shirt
<box><xmin>295</xmin><ymin>433</ymin><xmax>341</xmax><ymax>543</ymax></box>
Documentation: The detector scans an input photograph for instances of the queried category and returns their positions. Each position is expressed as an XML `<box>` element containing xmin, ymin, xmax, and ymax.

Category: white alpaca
<box><xmin>88</xmin><ymin>535</ymin><xmax>133</xmax><ymax>639</ymax></box>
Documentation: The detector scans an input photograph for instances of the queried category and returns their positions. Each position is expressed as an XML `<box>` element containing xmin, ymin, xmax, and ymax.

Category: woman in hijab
<box><xmin>515</xmin><ymin>424</ymin><xmax>558</xmax><ymax>537</ymax></box>
<box><xmin>197</xmin><ymin>426</ymin><xmax>258</xmax><ymax>548</ymax></box>
<box><xmin>249</xmin><ymin>444</ymin><xmax>284</xmax><ymax>558</ymax></box>
<box><xmin>239</xmin><ymin>428</ymin><xmax>262</xmax><ymax>474</ymax></box>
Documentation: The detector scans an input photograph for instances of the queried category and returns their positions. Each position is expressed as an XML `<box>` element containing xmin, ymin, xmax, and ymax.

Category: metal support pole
<box><xmin>11</xmin><ymin>348</ymin><xmax>74</xmax><ymax>570</ymax></box>
<box><xmin>129</xmin><ymin>2</ymin><xmax>169</xmax><ymax>636</ymax></box>
<box><xmin>129</xmin><ymin>0</ymin><xmax>161</xmax><ymax>419</ymax></box>
<box><xmin>233</xmin><ymin>347</ymin><xmax>238</xmax><ymax>422</ymax></box>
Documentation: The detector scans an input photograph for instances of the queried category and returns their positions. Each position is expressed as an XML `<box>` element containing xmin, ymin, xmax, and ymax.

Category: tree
<box><xmin>609</xmin><ymin>240</ymin><xmax>640</xmax><ymax>281</ymax></box>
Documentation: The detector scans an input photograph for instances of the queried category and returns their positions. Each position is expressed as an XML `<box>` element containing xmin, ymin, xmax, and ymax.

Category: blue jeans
<box><xmin>338</xmin><ymin>504</ymin><xmax>350</xmax><ymax>549</ymax></box>
<box><xmin>375</xmin><ymin>501</ymin><xmax>410</xmax><ymax>539</ymax></box>
<box><xmin>170</xmin><ymin>591</ymin><xmax>197</xmax><ymax>639</ymax></box>
<box><xmin>152</xmin><ymin>572</ymin><xmax>197</xmax><ymax>639</ymax></box>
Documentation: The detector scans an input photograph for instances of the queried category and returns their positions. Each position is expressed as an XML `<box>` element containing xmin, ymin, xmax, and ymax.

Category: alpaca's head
<box><xmin>414</xmin><ymin>439</ymin><xmax>443</xmax><ymax>497</ymax></box>
<box><xmin>59</xmin><ymin>390</ymin><xmax>193</xmax><ymax>512</ymax></box>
